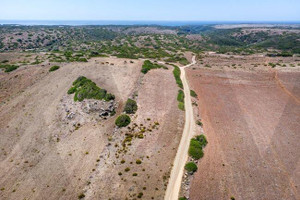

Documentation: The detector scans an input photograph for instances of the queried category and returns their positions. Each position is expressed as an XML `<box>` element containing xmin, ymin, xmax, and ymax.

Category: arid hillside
<box><xmin>0</xmin><ymin>56</ymin><xmax>184</xmax><ymax>199</ymax></box>
<box><xmin>186</xmin><ymin>54</ymin><xmax>300</xmax><ymax>200</ymax></box>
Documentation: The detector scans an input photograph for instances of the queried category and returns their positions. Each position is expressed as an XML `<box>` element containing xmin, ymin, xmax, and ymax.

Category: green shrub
<box><xmin>188</xmin><ymin>145</ymin><xmax>203</xmax><ymax>160</ymax></box>
<box><xmin>188</xmin><ymin>138</ymin><xmax>204</xmax><ymax>160</ymax></box>
<box><xmin>49</xmin><ymin>65</ymin><xmax>60</xmax><ymax>72</ymax></box>
<box><xmin>195</xmin><ymin>134</ymin><xmax>208</xmax><ymax>147</ymax></box>
<box><xmin>185</xmin><ymin>162</ymin><xmax>198</xmax><ymax>173</ymax></box>
<box><xmin>177</xmin><ymin>90</ymin><xmax>184</xmax><ymax>103</ymax></box>
<box><xmin>179</xmin><ymin>197</ymin><xmax>188</xmax><ymax>200</ymax></box>
<box><xmin>141</xmin><ymin>60</ymin><xmax>167</xmax><ymax>74</ymax></box>
<box><xmin>136</xmin><ymin>159</ymin><xmax>142</xmax><ymax>164</ymax></box>
<box><xmin>68</xmin><ymin>76</ymin><xmax>115</xmax><ymax>102</ymax></box>
<box><xmin>115</xmin><ymin>114</ymin><xmax>131</xmax><ymax>127</ymax></box>
<box><xmin>196</xmin><ymin>120</ymin><xmax>203</xmax><ymax>127</ymax></box>
<box><xmin>78</xmin><ymin>193</ymin><xmax>85</xmax><ymax>199</ymax></box>
<box><xmin>137</xmin><ymin>192</ymin><xmax>143</xmax><ymax>198</ymax></box>
<box><xmin>124</xmin><ymin>98</ymin><xmax>138</xmax><ymax>114</ymax></box>
<box><xmin>178</xmin><ymin>102</ymin><xmax>185</xmax><ymax>111</ymax></box>
<box><xmin>0</xmin><ymin>64</ymin><xmax>19</xmax><ymax>72</ymax></box>
<box><xmin>172</xmin><ymin>64</ymin><xmax>183</xmax><ymax>89</ymax></box>
<box><xmin>125</xmin><ymin>167</ymin><xmax>130</xmax><ymax>172</ymax></box>
<box><xmin>190</xmin><ymin>90</ymin><xmax>197</xmax><ymax>97</ymax></box>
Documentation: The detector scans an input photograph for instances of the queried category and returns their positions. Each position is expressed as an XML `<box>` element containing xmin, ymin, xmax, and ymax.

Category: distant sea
<box><xmin>0</xmin><ymin>20</ymin><xmax>299</xmax><ymax>26</ymax></box>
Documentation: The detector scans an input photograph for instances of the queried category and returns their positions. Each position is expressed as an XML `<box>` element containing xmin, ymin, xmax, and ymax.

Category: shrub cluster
<box><xmin>49</xmin><ymin>65</ymin><xmax>60</xmax><ymax>72</ymax></box>
<box><xmin>172</xmin><ymin>64</ymin><xmax>183</xmax><ymax>89</ymax></box>
<box><xmin>115</xmin><ymin>114</ymin><xmax>131</xmax><ymax>127</ymax></box>
<box><xmin>141</xmin><ymin>60</ymin><xmax>167</xmax><ymax>74</ymax></box>
<box><xmin>0</xmin><ymin>64</ymin><xmax>19</xmax><ymax>72</ymax></box>
<box><xmin>68</xmin><ymin>76</ymin><xmax>115</xmax><ymax>102</ymax></box>
<box><xmin>188</xmin><ymin>135</ymin><xmax>207</xmax><ymax>160</ymax></box>
<box><xmin>124</xmin><ymin>98</ymin><xmax>138</xmax><ymax>114</ymax></box>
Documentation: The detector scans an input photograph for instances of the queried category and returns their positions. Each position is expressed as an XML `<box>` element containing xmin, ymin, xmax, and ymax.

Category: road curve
<box><xmin>165</xmin><ymin>56</ymin><xmax>196</xmax><ymax>200</ymax></box>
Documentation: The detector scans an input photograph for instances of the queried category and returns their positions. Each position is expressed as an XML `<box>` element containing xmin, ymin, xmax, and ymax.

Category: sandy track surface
<box><xmin>165</xmin><ymin>56</ymin><xmax>196</xmax><ymax>200</ymax></box>
<box><xmin>186</xmin><ymin>67</ymin><xmax>300</xmax><ymax>200</ymax></box>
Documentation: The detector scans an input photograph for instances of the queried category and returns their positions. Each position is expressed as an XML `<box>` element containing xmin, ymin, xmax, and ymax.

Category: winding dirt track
<box><xmin>165</xmin><ymin>56</ymin><xmax>196</xmax><ymax>200</ymax></box>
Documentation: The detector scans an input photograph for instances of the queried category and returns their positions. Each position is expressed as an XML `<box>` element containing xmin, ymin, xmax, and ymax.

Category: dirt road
<box><xmin>165</xmin><ymin>56</ymin><xmax>196</xmax><ymax>200</ymax></box>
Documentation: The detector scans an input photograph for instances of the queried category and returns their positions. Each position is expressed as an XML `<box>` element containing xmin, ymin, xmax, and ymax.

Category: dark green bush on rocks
<box><xmin>188</xmin><ymin>138</ymin><xmax>204</xmax><ymax>160</ymax></box>
<box><xmin>68</xmin><ymin>76</ymin><xmax>115</xmax><ymax>102</ymax></box>
<box><xmin>185</xmin><ymin>162</ymin><xmax>198</xmax><ymax>173</ymax></box>
<box><xmin>124</xmin><ymin>98</ymin><xmax>138</xmax><ymax>114</ymax></box>
<box><xmin>115</xmin><ymin>114</ymin><xmax>131</xmax><ymax>127</ymax></box>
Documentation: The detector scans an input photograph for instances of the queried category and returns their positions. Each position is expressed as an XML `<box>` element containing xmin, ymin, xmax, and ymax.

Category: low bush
<box><xmin>68</xmin><ymin>76</ymin><xmax>115</xmax><ymax>102</ymax></box>
<box><xmin>124</xmin><ymin>98</ymin><xmax>138</xmax><ymax>114</ymax></box>
<box><xmin>136</xmin><ymin>159</ymin><xmax>142</xmax><ymax>164</ymax></box>
<box><xmin>179</xmin><ymin>197</ymin><xmax>188</xmax><ymax>200</ymax></box>
<box><xmin>188</xmin><ymin>138</ymin><xmax>204</xmax><ymax>160</ymax></box>
<box><xmin>78</xmin><ymin>193</ymin><xmax>85</xmax><ymax>199</ymax></box>
<box><xmin>141</xmin><ymin>60</ymin><xmax>167</xmax><ymax>74</ymax></box>
<box><xmin>190</xmin><ymin>90</ymin><xmax>197</xmax><ymax>97</ymax></box>
<box><xmin>196</xmin><ymin>120</ymin><xmax>203</xmax><ymax>127</ymax></box>
<box><xmin>178</xmin><ymin>102</ymin><xmax>185</xmax><ymax>111</ymax></box>
<box><xmin>195</xmin><ymin>134</ymin><xmax>208</xmax><ymax>147</ymax></box>
<box><xmin>185</xmin><ymin>162</ymin><xmax>198</xmax><ymax>173</ymax></box>
<box><xmin>49</xmin><ymin>65</ymin><xmax>60</xmax><ymax>72</ymax></box>
<box><xmin>177</xmin><ymin>90</ymin><xmax>184</xmax><ymax>103</ymax></box>
<box><xmin>115</xmin><ymin>114</ymin><xmax>131</xmax><ymax>127</ymax></box>
<box><xmin>188</xmin><ymin>144</ymin><xmax>203</xmax><ymax>160</ymax></box>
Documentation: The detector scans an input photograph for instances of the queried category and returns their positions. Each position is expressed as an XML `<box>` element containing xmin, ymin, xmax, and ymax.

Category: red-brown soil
<box><xmin>186</xmin><ymin>67</ymin><xmax>300</xmax><ymax>200</ymax></box>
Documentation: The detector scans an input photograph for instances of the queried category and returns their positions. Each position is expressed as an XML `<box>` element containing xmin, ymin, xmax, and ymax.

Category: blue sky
<box><xmin>1</xmin><ymin>0</ymin><xmax>300</xmax><ymax>21</ymax></box>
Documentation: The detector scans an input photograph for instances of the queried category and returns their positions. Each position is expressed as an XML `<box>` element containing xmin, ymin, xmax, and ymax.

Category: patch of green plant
<box><xmin>0</xmin><ymin>64</ymin><xmax>19</xmax><ymax>72</ymax></box>
<box><xmin>124</xmin><ymin>98</ymin><xmax>138</xmax><ymax>114</ymax></box>
<box><xmin>68</xmin><ymin>76</ymin><xmax>115</xmax><ymax>102</ymax></box>
<box><xmin>188</xmin><ymin>135</ymin><xmax>207</xmax><ymax>160</ymax></box>
<box><xmin>178</xmin><ymin>102</ymin><xmax>185</xmax><ymax>111</ymax></box>
<box><xmin>185</xmin><ymin>162</ymin><xmax>198</xmax><ymax>173</ymax></box>
<box><xmin>196</xmin><ymin>120</ymin><xmax>203</xmax><ymax>127</ymax></box>
<box><xmin>115</xmin><ymin>114</ymin><xmax>131</xmax><ymax>127</ymax></box>
<box><xmin>190</xmin><ymin>90</ymin><xmax>197</xmax><ymax>97</ymax></box>
<box><xmin>141</xmin><ymin>60</ymin><xmax>167</xmax><ymax>74</ymax></box>
<box><xmin>49</xmin><ymin>65</ymin><xmax>60</xmax><ymax>72</ymax></box>
<box><xmin>172</xmin><ymin>64</ymin><xmax>183</xmax><ymax>89</ymax></box>
<box><xmin>188</xmin><ymin>138</ymin><xmax>203</xmax><ymax>160</ymax></box>
<box><xmin>177</xmin><ymin>90</ymin><xmax>184</xmax><ymax>103</ymax></box>
<box><xmin>179</xmin><ymin>197</ymin><xmax>188</xmax><ymax>200</ymax></box>
<box><xmin>78</xmin><ymin>193</ymin><xmax>85</xmax><ymax>199</ymax></box>
<box><xmin>195</xmin><ymin>134</ymin><xmax>208</xmax><ymax>147</ymax></box>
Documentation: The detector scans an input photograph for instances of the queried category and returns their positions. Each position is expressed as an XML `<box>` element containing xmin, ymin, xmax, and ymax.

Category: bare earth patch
<box><xmin>186</xmin><ymin>56</ymin><xmax>300</xmax><ymax>200</ymax></box>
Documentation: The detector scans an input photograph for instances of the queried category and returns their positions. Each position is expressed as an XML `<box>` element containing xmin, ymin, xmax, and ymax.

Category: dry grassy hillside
<box><xmin>0</xmin><ymin>56</ymin><xmax>184</xmax><ymax>199</ymax></box>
